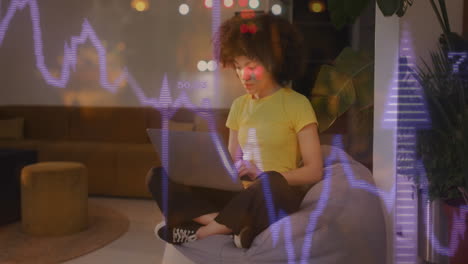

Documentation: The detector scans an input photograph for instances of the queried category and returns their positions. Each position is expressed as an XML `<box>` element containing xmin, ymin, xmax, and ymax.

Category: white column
<box><xmin>373</xmin><ymin>8</ymin><xmax>400</xmax><ymax>264</ymax></box>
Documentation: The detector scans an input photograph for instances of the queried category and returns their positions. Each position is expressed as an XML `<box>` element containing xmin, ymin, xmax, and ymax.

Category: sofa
<box><xmin>0</xmin><ymin>105</ymin><xmax>356</xmax><ymax>199</ymax></box>
<box><xmin>0</xmin><ymin>105</ymin><xmax>354</xmax><ymax>199</ymax></box>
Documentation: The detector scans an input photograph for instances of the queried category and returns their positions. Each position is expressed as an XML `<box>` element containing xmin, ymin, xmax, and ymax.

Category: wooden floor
<box><xmin>64</xmin><ymin>196</ymin><xmax>165</xmax><ymax>264</ymax></box>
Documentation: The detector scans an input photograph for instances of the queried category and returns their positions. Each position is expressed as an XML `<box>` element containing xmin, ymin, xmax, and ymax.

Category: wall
<box><xmin>465</xmin><ymin>2</ymin><xmax>468</xmax><ymax>39</ymax></box>
<box><xmin>0</xmin><ymin>0</ymin><xmax>284</xmax><ymax>108</ymax></box>
<box><xmin>374</xmin><ymin>8</ymin><xmax>399</xmax><ymax>264</ymax></box>
<box><xmin>401</xmin><ymin>0</ymin><xmax>464</xmax><ymax>66</ymax></box>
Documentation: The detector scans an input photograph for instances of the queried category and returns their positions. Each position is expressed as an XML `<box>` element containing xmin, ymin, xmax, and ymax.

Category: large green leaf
<box><xmin>311</xmin><ymin>65</ymin><xmax>356</xmax><ymax>132</ymax></box>
<box><xmin>328</xmin><ymin>0</ymin><xmax>407</xmax><ymax>29</ymax></box>
<box><xmin>395</xmin><ymin>0</ymin><xmax>413</xmax><ymax>17</ymax></box>
<box><xmin>328</xmin><ymin>0</ymin><xmax>371</xmax><ymax>29</ymax></box>
<box><xmin>344</xmin><ymin>0</ymin><xmax>372</xmax><ymax>21</ymax></box>
<box><xmin>334</xmin><ymin>47</ymin><xmax>374</xmax><ymax>109</ymax></box>
<box><xmin>327</xmin><ymin>0</ymin><xmax>350</xmax><ymax>30</ymax></box>
<box><xmin>329</xmin><ymin>8</ymin><xmax>348</xmax><ymax>30</ymax></box>
<box><xmin>310</xmin><ymin>48</ymin><xmax>374</xmax><ymax>133</ymax></box>
<box><xmin>376</xmin><ymin>0</ymin><xmax>401</xmax><ymax>16</ymax></box>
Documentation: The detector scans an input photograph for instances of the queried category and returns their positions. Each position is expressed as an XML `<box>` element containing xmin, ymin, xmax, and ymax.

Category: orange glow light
<box><xmin>309</xmin><ymin>0</ymin><xmax>325</xmax><ymax>13</ymax></box>
<box><xmin>117</xmin><ymin>42</ymin><xmax>126</xmax><ymax>52</ymax></box>
<box><xmin>131</xmin><ymin>0</ymin><xmax>149</xmax><ymax>12</ymax></box>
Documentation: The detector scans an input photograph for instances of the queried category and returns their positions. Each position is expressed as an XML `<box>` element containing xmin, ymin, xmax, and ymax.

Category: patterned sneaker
<box><xmin>233</xmin><ymin>226</ymin><xmax>255</xmax><ymax>249</ymax></box>
<box><xmin>154</xmin><ymin>221</ymin><xmax>201</xmax><ymax>245</ymax></box>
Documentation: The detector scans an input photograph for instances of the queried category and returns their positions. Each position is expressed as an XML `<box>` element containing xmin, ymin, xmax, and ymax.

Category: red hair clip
<box><xmin>240</xmin><ymin>23</ymin><xmax>258</xmax><ymax>34</ymax></box>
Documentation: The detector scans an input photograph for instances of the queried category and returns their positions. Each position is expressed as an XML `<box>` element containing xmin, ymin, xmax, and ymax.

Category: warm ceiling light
<box><xmin>224</xmin><ymin>0</ymin><xmax>234</xmax><ymax>8</ymax></box>
<box><xmin>197</xmin><ymin>60</ymin><xmax>208</xmax><ymax>72</ymax></box>
<box><xmin>117</xmin><ymin>42</ymin><xmax>126</xmax><ymax>51</ymax></box>
<box><xmin>271</xmin><ymin>4</ymin><xmax>282</xmax><ymax>15</ymax></box>
<box><xmin>131</xmin><ymin>0</ymin><xmax>149</xmax><ymax>12</ymax></box>
<box><xmin>249</xmin><ymin>0</ymin><xmax>260</xmax><ymax>9</ymax></box>
<box><xmin>204</xmin><ymin>0</ymin><xmax>213</xmax><ymax>8</ymax></box>
<box><xmin>207</xmin><ymin>60</ymin><xmax>218</xmax><ymax>71</ymax></box>
<box><xmin>179</xmin><ymin>4</ymin><xmax>190</xmax><ymax>15</ymax></box>
<box><xmin>309</xmin><ymin>0</ymin><xmax>326</xmax><ymax>13</ymax></box>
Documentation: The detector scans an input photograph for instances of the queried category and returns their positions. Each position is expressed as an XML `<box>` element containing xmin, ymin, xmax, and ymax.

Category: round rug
<box><xmin>0</xmin><ymin>201</ymin><xmax>130</xmax><ymax>264</ymax></box>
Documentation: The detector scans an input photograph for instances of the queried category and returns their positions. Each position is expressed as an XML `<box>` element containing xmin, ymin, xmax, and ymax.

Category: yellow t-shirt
<box><xmin>226</xmin><ymin>87</ymin><xmax>318</xmax><ymax>174</ymax></box>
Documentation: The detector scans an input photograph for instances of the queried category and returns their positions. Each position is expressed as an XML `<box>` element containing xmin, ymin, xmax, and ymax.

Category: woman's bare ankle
<box><xmin>196</xmin><ymin>226</ymin><xmax>208</xmax><ymax>239</ymax></box>
<box><xmin>195</xmin><ymin>221</ymin><xmax>232</xmax><ymax>240</ymax></box>
<box><xmin>193</xmin><ymin>212</ymin><xmax>219</xmax><ymax>225</ymax></box>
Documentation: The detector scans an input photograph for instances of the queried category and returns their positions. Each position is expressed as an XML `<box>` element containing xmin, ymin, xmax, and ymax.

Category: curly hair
<box><xmin>215</xmin><ymin>12</ymin><xmax>307</xmax><ymax>87</ymax></box>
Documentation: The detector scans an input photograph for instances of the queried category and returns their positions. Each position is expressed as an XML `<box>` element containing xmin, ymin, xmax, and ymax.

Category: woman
<box><xmin>146</xmin><ymin>12</ymin><xmax>323</xmax><ymax>249</ymax></box>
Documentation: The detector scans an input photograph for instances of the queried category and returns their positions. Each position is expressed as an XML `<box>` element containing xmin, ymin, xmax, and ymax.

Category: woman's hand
<box><xmin>235</xmin><ymin>160</ymin><xmax>262</xmax><ymax>181</ymax></box>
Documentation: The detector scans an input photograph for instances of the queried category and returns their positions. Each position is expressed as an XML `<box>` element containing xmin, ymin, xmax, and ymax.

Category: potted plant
<box><xmin>310</xmin><ymin>47</ymin><xmax>374</xmax><ymax>168</ymax></box>
<box><xmin>414</xmin><ymin>0</ymin><xmax>468</xmax><ymax>203</ymax></box>
<box><xmin>317</xmin><ymin>0</ymin><xmax>467</xmax><ymax>261</ymax></box>
<box><xmin>327</xmin><ymin>0</ymin><xmax>414</xmax><ymax>29</ymax></box>
<box><xmin>412</xmin><ymin>0</ymin><xmax>468</xmax><ymax>262</ymax></box>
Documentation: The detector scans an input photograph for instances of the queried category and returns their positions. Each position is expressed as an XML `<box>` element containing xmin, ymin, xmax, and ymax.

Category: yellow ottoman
<box><xmin>20</xmin><ymin>162</ymin><xmax>88</xmax><ymax>236</ymax></box>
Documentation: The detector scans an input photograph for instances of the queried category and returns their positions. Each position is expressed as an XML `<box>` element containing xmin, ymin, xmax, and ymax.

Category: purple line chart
<box><xmin>384</xmin><ymin>24</ymin><xmax>431</xmax><ymax>264</ymax></box>
<box><xmin>0</xmin><ymin>0</ymin><xmax>127</xmax><ymax>91</ymax></box>
<box><xmin>448</xmin><ymin>52</ymin><xmax>468</xmax><ymax>74</ymax></box>
<box><xmin>1</xmin><ymin>0</ymin><xmax>468</xmax><ymax>263</ymax></box>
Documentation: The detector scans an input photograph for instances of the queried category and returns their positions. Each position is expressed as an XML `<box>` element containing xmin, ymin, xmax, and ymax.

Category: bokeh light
<box><xmin>116</xmin><ymin>42</ymin><xmax>126</xmax><ymax>52</ymax></box>
<box><xmin>197</xmin><ymin>60</ymin><xmax>208</xmax><ymax>72</ymax></box>
<box><xmin>309</xmin><ymin>0</ymin><xmax>326</xmax><ymax>13</ymax></box>
<box><xmin>239</xmin><ymin>0</ymin><xmax>248</xmax><ymax>7</ymax></box>
<box><xmin>224</xmin><ymin>0</ymin><xmax>234</xmax><ymax>8</ymax></box>
<box><xmin>179</xmin><ymin>4</ymin><xmax>190</xmax><ymax>15</ymax></box>
<box><xmin>131</xmin><ymin>0</ymin><xmax>149</xmax><ymax>12</ymax></box>
<box><xmin>204</xmin><ymin>0</ymin><xmax>213</xmax><ymax>8</ymax></box>
<box><xmin>207</xmin><ymin>60</ymin><xmax>218</xmax><ymax>71</ymax></box>
<box><xmin>249</xmin><ymin>0</ymin><xmax>260</xmax><ymax>9</ymax></box>
<box><xmin>271</xmin><ymin>4</ymin><xmax>282</xmax><ymax>15</ymax></box>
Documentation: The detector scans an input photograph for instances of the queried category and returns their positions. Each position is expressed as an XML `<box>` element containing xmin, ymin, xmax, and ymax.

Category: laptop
<box><xmin>146</xmin><ymin>128</ymin><xmax>244</xmax><ymax>192</ymax></box>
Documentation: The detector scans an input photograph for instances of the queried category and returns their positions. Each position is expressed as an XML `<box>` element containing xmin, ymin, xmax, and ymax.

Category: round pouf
<box><xmin>20</xmin><ymin>162</ymin><xmax>88</xmax><ymax>236</ymax></box>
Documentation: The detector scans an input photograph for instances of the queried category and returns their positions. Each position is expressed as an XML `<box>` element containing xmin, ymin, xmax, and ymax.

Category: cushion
<box><xmin>169</xmin><ymin>120</ymin><xmax>194</xmax><ymax>131</ymax></box>
<box><xmin>116</xmin><ymin>143</ymin><xmax>160</xmax><ymax>198</ymax></box>
<box><xmin>68</xmin><ymin>107</ymin><xmax>147</xmax><ymax>143</ymax></box>
<box><xmin>0</xmin><ymin>118</ymin><xmax>24</xmax><ymax>139</ymax></box>
<box><xmin>193</xmin><ymin>115</ymin><xmax>209</xmax><ymax>132</ymax></box>
<box><xmin>21</xmin><ymin>162</ymin><xmax>88</xmax><ymax>236</ymax></box>
<box><xmin>0</xmin><ymin>106</ymin><xmax>69</xmax><ymax>140</ymax></box>
<box><xmin>0</xmin><ymin>139</ymin><xmax>42</xmax><ymax>150</ymax></box>
<box><xmin>39</xmin><ymin>142</ymin><xmax>118</xmax><ymax>196</ymax></box>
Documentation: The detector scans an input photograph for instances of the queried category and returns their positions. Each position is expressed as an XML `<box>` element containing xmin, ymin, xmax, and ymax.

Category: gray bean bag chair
<box><xmin>161</xmin><ymin>145</ymin><xmax>387</xmax><ymax>264</ymax></box>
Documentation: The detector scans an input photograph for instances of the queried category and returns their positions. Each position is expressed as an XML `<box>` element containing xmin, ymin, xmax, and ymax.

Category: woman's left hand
<box><xmin>235</xmin><ymin>160</ymin><xmax>262</xmax><ymax>181</ymax></box>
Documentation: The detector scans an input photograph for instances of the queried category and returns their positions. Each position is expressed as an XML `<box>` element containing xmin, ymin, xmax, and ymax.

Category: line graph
<box><xmin>1</xmin><ymin>0</ymin><xmax>467</xmax><ymax>262</ymax></box>
<box><xmin>0</xmin><ymin>0</ymin><xmax>126</xmax><ymax>91</ymax></box>
<box><xmin>387</xmin><ymin>24</ymin><xmax>431</xmax><ymax>264</ymax></box>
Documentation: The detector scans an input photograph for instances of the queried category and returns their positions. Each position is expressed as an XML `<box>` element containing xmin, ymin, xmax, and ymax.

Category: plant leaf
<box><xmin>328</xmin><ymin>0</ymin><xmax>349</xmax><ymax>30</ymax></box>
<box><xmin>416</xmin><ymin>41</ymin><xmax>468</xmax><ymax>201</ymax></box>
<box><xmin>344</xmin><ymin>0</ymin><xmax>371</xmax><ymax>22</ymax></box>
<box><xmin>396</xmin><ymin>0</ymin><xmax>413</xmax><ymax>16</ymax></box>
<box><xmin>311</xmin><ymin>65</ymin><xmax>356</xmax><ymax>132</ymax></box>
<box><xmin>328</xmin><ymin>0</ymin><xmax>371</xmax><ymax>29</ymax></box>
<box><xmin>334</xmin><ymin>47</ymin><xmax>375</xmax><ymax>110</ymax></box>
<box><xmin>376</xmin><ymin>0</ymin><xmax>400</xmax><ymax>16</ymax></box>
